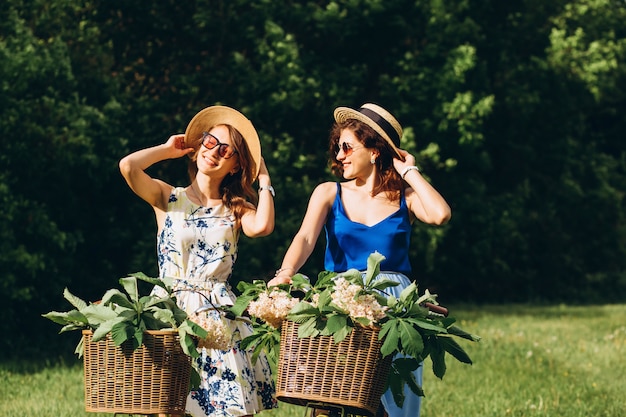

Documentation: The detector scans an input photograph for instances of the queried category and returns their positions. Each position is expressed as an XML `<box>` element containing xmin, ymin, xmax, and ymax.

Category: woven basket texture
<box><xmin>82</xmin><ymin>329</ymin><xmax>191</xmax><ymax>414</ymax></box>
<box><xmin>276</xmin><ymin>320</ymin><xmax>391</xmax><ymax>417</ymax></box>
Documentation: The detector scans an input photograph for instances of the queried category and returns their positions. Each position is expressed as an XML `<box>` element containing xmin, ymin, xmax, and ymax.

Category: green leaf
<box><xmin>151</xmin><ymin>308</ymin><xmax>176</xmax><ymax>326</ymax></box>
<box><xmin>110</xmin><ymin>321</ymin><xmax>133</xmax><ymax>346</ymax></box>
<box><xmin>59</xmin><ymin>323</ymin><xmax>85</xmax><ymax>333</ymax></box>
<box><xmin>313</xmin><ymin>271</ymin><xmax>338</xmax><ymax>288</ymax></box>
<box><xmin>100</xmin><ymin>289</ymin><xmax>133</xmax><ymax>309</ymax></box>
<box><xmin>81</xmin><ymin>304</ymin><xmax>121</xmax><ymax>325</ymax></box>
<box><xmin>370</xmin><ymin>278</ymin><xmax>400</xmax><ymax>293</ymax></box>
<box><xmin>378</xmin><ymin>320</ymin><xmax>392</xmax><ymax>340</ymax></box>
<box><xmin>291</xmin><ymin>274</ymin><xmax>312</xmax><ymax>290</ymax></box>
<box><xmin>336</xmin><ymin>268</ymin><xmax>362</xmax><ymax>282</ymax></box>
<box><xmin>297</xmin><ymin>318</ymin><xmax>320</xmax><ymax>338</ymax></box>
<box><xmin>448</xmin><ymin>325</ymin><xmax>482</xmax><ymax>342</ymax></box>
<box><xmin>380</xmin><ymin>321</ymin><xmax>400</xmax><ymax>357</ymax></box>
<box><xmin>353</xmin><ymin>317</ymin><xmax>371</xmax><ymax>327</ymax></box>
<box><xmin>132</xmin><ymin>273</ymin><xmax>171</xmax><ymax>292</ymax></box>
<box><xmin>240</xmin><ymin>333</ymin><xmax>263</xmax><ymax>351</ymax></box>
<box><xmin>316</xmin><ymin>289</ymin><xmax>332</xmax><ymax>307</ymax></box>
<box><xmin>190</xmin><ymin>367</ymin><xmax>201</xmax><ymax>388</ymax></box>
<box><xmin>62</xmin><ymin>288</ymin><xmax>88</xmax><ymax>310</ymax></box>
<box><xmin>407</xmin><ymin>317</ymin><xmax>448</xmax><ymax>334</ymax></box>
<box><xmin>363</xmin><ymin>251</ymin><xmax>385</xmax><ymax>286</ymax></box>
<box><xmin>176</xmin><ymin>322</ymin><xmax>202</xmax><ymax>359</ymax></box>
<box><xmin>74</xmin><ymin>336</ymin><xmax>85</xmax><ymax>358</ymax></box>
<box><xmin>180</xmin><ymin>319</ymin><xmax>208</xmax><ymax>339</ymax></box>
<box><xmin>397</xmin><ymin>320</ymin><xmax>424</xmax><ymax>358</ymax></box>
<box><xmin>119</xmin><ymin>277</ymin><xmax>139</xmax><ymax>303</ymax></box>
<box><xmin>388</xmin><ymin>362</ymin><xmax>406</xmax><ymax>408</ymax></box>
<box><xmin>438</xmin><ymin>336</ymin><xmax>473</xmax><ymax>364</ymax></box>
<box><xmin>287</xmin><ymin>302</ymin><xmax>320</xmax><ymax>324</ymax></box>
<box><xmin>393</xmin><ymin>357</ymin><xmax>424</xmax><ymax>397</ymax></box>
<box><xmin>430</xmin><ymin>338</ymin><xmax>447</xmax><ymax>379</ymax></box>
<box><xmin>399</xmin><ymin>282</ymin><xmax>419</xmax><ymax>305</ymax></box>
<box><xmin>92</xmin><ymin>317</ymin><xmax>128</xmax><ymax>342</ymax></box>
<box><xmin>416</xmin><ymin>289</ymin><xmax>438</xmax><ymax>305</ymax></box>
<box><xmin>42</xmin><ymin>310</ymin><xmax>87</xmax><ymax>326</ymax></box>
<box><xmin>141</xmin><ymin>312</ymin><xmax>170</xmax><ymax>330</ymax></box>
<box><xmin>325</xmin><ymin>314</ymin><xmax>347</xmax><ymax>334</ymax></box>
<box><xmin>133</xmin><ymin>327</ymin><xmax>144</xmax><ymax>348</ymax></box>
<box><xmin>332</xmin><ymin>324</ymin><xmax>351</xmax><ymax>343</ymax></box>
<box><xmin>230</xmin><ymin>294</ymin><xmax>256</xmax><ymax>317</ymax></box>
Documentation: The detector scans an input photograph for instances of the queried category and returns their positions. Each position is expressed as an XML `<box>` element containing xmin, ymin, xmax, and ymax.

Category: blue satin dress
<box><xmin>324</xmin><ymin>183</ymin><xmax>423</xmax><ymax>417</ymax></box>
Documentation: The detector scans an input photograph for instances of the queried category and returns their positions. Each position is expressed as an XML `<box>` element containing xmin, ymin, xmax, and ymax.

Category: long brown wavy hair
<box><xmin>329</xmin><ymin>119</ymin><xmax>403</xmax><ymax>202</ymax></box>
<box><xmin>186</xmin><ymin>124</ymin><xmax>257</xmax><ymax>225</ymax></box>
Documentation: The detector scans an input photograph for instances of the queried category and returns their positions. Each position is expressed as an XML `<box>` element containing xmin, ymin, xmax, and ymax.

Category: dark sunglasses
<box><xmin>201</xmin><ymin>132</ymin><xmax>238</xmax><ymax>159</ymax></box>
<box><xmin>334</xmin><ymin>142</ymin><xmax>364</xmax><ymax>157</ymax></box>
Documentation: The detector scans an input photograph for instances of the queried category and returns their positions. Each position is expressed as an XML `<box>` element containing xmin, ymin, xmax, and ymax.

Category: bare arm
<box><xmin>241</xmin><ymin>157</ymin><xmax>275</xmax><ymax>237</ymax></box>
<box><xmin>267</xmin><ymin>182</ymin><xmax>336</xmax><ymax>286</ymax></box>
<box><xmin>393</xmin><ymin>149</ymin><xmax>452</xmax><ymax>225</ymax></box>
<box><xmin>119</xmin><ymin>134</ymin><xmax>193</xmax><ymax>211</ymax></box>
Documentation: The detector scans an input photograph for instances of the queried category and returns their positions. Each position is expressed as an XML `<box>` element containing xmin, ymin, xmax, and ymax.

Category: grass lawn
<box><xmin>1</xmin><ymin>304</ymin><xmax>624</xmax><ymax>416</ymax></box>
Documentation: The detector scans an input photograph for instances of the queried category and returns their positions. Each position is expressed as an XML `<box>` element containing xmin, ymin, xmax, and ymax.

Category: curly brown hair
<box><xmin>186</xmin><ymin>124</ymin><xmax>257</xmax><ymax>225</ymax></box>
<box><xmin>328</xmin><ymin>119</ymin><xmax>403</xmax><ymax>202</ymax></box>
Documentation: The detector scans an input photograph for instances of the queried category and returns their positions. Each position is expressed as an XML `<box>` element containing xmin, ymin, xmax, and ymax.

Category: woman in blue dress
<box><xmin>268</xmin><ymin>103</ymin><xmax>451</xmax><ymax>417</ymax></box>
<box><xmin>120</xmin><ymin>105</ymin><xmax>277</xmax><ymax>417</ymax></box>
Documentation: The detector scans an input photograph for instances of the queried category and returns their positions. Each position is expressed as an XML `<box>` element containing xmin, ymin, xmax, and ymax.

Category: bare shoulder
<box><xmin>314</xmin><ymin>181</ymin><xmax>339</xmax><ymax>194</ymax></box>
<box><xmin>310</xmin><ymin>181</ymin><xmax>338</xmax><ymax>204</ymax></box>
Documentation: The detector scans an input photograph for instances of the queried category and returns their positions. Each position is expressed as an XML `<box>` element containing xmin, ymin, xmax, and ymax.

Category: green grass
<box><xmin>2</xmin><ymin>304</ymin><xmax>624</xmax><ymax>417</ymax></box>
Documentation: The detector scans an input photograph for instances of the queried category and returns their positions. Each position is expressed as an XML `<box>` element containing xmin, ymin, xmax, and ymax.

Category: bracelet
<box><xmin>274</xmin><ymin>267</ymin><xmax>295</xmax><ymax>277</ymax></box>
<box><xmin>258</xmin><ymin>185</ymin><xmax>275</xmax><ymax>197</ymax></box>
<box><xmin>400</xmin><ymin>165</ymin><xmax>420</xmax><ymax>179</ymax></box>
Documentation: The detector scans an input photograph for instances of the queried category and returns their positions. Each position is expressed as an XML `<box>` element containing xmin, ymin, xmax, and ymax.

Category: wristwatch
<box><xmin>258</xmin><ymin>185</ymin><xmax>275</xmax><ymax>197</ymax></box>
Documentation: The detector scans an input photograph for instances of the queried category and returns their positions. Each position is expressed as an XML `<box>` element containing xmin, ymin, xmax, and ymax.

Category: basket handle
<box><xmin>423</xmin><ymin>302</ymin><xmax>449</xmax><ymax>317</ymax></box>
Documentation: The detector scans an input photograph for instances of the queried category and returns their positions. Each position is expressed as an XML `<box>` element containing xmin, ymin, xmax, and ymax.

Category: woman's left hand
<box><xmin>393</xmin><ymin>149</ymin><xmax>417</xmax><ymax>173</ymax></box>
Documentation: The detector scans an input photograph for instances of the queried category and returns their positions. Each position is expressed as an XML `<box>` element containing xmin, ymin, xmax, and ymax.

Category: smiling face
<box><xmin>335</xmin><ymin>129</ymin><xmax>378</xmax><ymax>180</ymax></box>
<box><xmin>195</xmin><ymin>124</ymin><xmax>241</xmax><ymax>177</ymax></box>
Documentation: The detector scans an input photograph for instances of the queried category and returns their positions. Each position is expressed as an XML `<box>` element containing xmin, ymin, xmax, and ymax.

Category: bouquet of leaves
<box><xmin>231</xmin><ymin>252</ymin><xmax>480</xmax><ymax>407</ymax></box>
<box><xmin>43</xmin><ymin>273</ymin><xmax>208</xmax><ymax>360</ymax></box>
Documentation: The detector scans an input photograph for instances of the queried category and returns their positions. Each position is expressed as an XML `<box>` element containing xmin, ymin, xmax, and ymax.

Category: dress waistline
<box><xmin>171</xmin><ymin>278</ymin><xmax>229</xmax><ymax>292</ymax></box>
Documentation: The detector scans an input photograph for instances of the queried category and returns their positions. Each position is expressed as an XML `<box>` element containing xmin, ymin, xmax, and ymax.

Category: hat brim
<box><xmin>185</xmin><ymin>106</ymin><xmax>261</xmax><ymax>179</ymax></box>
<box><xmin>334</xmin><ymin>106</ymin><xmax>402</xmax><ymax>159</ymax></box>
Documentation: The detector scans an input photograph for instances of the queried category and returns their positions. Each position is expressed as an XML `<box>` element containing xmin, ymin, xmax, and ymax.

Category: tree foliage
<box><xmin>1</xmin><ymin>0</ymin><xmax>624</xmax><ymax>357</ymax></box>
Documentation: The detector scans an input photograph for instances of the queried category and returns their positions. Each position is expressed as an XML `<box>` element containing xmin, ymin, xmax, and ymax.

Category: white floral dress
<box><xmin>153</xmin><ymin>187</ymin><xmax>277</xmax><ymax>417</ymax></box>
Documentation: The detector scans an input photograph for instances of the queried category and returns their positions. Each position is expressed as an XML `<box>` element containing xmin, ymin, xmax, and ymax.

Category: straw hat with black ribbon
<box><xmin>333</xmin><ymin>103</ymin><xmax>404</xmax><ymax>160</ymax></box>
<box><xmin>184</xmin><ymin>105</ymin><xmax>262</xmax><ymax>179</ymax></box>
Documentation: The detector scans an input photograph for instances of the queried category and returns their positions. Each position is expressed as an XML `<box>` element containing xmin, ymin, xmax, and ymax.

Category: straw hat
<box><xmin>333</xmin><ymin>103</ymin><xmax>403</xmax><ymax>159</ymax></box>
<box><xmin>184</xmin><ymin>105</ymin><xmax>261</xmax><ymax>179</ymax></box>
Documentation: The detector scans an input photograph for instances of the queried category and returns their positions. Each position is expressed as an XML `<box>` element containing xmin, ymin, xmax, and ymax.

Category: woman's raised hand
<box><xmin>165</xmin><ymin>134</ymin><xmax>194</xmax><ymax>158</ymax></box>
<box><xmin>393</xmin><ymin>148</ymin><xmax>417</xmax><ymax>173</ymax></box>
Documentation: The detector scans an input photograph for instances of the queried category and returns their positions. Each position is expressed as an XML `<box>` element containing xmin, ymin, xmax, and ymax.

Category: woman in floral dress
<box><xmin>119</xmin><ymin>105</ymin><xmax>277</xmax><ymax>417</ymax></box>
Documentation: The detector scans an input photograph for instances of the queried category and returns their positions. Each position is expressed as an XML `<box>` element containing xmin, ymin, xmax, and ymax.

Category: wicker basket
<box><xmin>276</xmin><ymin>321</ymin><xmax>392</xmax><ymax>417</ymax></box>
<box><xmin>82</xmin><ymin>329</ymin><xmax>192</xmax><ymax>414</ymax></box>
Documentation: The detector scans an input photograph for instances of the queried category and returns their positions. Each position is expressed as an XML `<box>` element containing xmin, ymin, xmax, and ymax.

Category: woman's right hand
<box><xmin>165</xmin><ymin>134</ymin><xmax>194</xmax><ymax>158</ymax></box>
<box><xmin>268</xmin><ymin>274</ymin><xmax>292</xmax><ymax>287</ymax></box>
